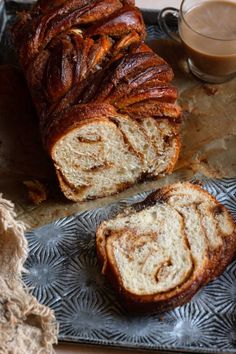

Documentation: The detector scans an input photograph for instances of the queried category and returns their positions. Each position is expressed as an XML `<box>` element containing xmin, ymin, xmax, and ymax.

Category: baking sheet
<box><xmin>23</xmin><ymin>177</ymin><xmax>236</xmax><ymax>353</ymax></box>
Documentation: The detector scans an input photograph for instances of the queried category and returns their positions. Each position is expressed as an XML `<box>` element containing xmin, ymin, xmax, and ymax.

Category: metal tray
<box><xmin>22</xmin><ymin>177</ymin><xmax>236</xmax><ymax>353</ymax></box>
<box><xmin>1</xmin><ymin>1</ymin><xmax>236</xmax><ymax>353</ymax></box>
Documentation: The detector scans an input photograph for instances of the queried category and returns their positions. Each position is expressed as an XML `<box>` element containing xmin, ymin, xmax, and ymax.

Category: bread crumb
<box><xmin>23</xmin><ymin>180</ymin><xmax>47</xmax><ymax>204</ymax></box>
<box><xmin>202</xmin><ymin>84</ymin><xmax>218</xmax><ymax>96</ymax></box>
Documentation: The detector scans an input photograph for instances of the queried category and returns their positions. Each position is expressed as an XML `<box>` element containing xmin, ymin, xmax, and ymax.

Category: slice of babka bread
<box><xmin>96</xmin><ymin>182</ymin><xmax>236</xmax><ymax>312</ymax></box>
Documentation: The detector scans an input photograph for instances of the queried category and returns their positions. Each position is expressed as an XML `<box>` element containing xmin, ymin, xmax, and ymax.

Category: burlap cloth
<box><xmin>0</xmin><ymin>194</ymin><xmax>57</xmax><ymax>353</ymax></box>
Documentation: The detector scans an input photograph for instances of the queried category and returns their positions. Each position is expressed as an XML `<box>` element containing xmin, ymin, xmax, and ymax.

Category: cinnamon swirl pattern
<box><xmin>12</xmin><ymin>0</ymin><xmax>181</xmax><ymax>201</ymax></box>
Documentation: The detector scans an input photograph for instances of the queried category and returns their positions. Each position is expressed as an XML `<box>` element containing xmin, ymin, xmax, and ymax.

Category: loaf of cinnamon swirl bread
<box><xmin>12</xmin><ymin>0</ymin><xmax>181</xmax><ymax>201</ymax></box>
<box><xmin>96</xmin><ymin>182</ymin><xmax>236</xmax><ymax>312</ymax></box>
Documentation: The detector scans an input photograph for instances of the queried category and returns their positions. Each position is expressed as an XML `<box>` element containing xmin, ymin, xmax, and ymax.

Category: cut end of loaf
<box><xmin>96</xmin><ymin>182</ymin><xmax>236</xmax><ymax>313</ymax></box>
<box><xmin>51</xmin><ymin>110</ymin><xmax>180</xmax><ymax>202</ymax></box>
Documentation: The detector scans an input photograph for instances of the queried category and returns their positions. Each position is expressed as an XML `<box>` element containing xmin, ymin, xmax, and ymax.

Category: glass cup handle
<box><xmin>158</xmin><ymin>7</ymin><xmax>181</xmax><ymax>43</ymax></box>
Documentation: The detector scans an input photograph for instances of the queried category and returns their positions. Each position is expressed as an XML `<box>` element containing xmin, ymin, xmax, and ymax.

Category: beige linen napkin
<box><xmin>0</xmin><ymin>195</ymin><xmax>58</xmax><ymax>353</ymax></box>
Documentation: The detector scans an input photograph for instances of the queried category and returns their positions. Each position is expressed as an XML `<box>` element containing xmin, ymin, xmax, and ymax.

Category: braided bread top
<box><xmin>12</xmin><ymin>0</ymin><xmax>180</xmax><ymax>150</ymax></box>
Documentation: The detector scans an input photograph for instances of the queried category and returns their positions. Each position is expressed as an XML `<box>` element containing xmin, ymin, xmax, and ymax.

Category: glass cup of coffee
<box><xmin>158</xmin><ymin>0</ymin><xmax>236</xmax><ymax>83</ymax></box>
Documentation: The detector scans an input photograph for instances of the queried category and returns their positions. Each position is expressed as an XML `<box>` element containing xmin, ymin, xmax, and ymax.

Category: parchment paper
<box><xmin>0</xmin><ymin>36</ymin><xmax>236</xmax><ymax>229</ymax></box>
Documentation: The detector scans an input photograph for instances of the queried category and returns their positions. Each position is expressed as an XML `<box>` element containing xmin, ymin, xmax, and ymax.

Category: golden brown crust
<box><xmin>43</xmin><ymin>103</ymin><xmax>117</xmax><ymax>152</ymax></box>
<box><xmin>96</xmin><ymin>182</ymin><xmax>236</xmax><ymax>313</ymax></box>
<box><xmin>160</xmin><ymin>122</ymin><xmax>181</xmax><ymax>175</ymax></box>
<box><xmin>12</xmin><ymin>0</ymin><xmax>181</xmax><ymax>202</ymax></box>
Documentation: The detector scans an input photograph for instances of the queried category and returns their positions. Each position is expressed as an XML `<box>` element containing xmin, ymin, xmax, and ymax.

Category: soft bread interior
<box><xmin>105</xmin><ymin>204</ymin><xmax>193</xmax><ymax>295</ymax></box>
<box><xmin>51</xmin><ymin>115</ymin><xmax>179</xmax><ymax>201</ymax></box>
<box><xmin>52</xmin><ymin>119</ymin><xmax>141</xmax><ymax>200</ymax></box>
<box><xmin>162</xmin><ymin>183</ymin><xmax>230</xmax><ymax>249</ymax></box>
<box><xmin>140</xmin><ymin>118</ymin><xmax>179</xmax><ymax>175</ymax></box>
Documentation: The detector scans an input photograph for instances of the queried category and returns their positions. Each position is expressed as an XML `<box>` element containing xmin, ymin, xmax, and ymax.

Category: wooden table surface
<box><xmin>55</xmin><ymin>343</ymin><xmax>175</xmax><ymax>354</ymax></box>
<box><xmin>55</xmin><ymin>0</ymin><xmax>181</xmax><ymax>353</ymax></box>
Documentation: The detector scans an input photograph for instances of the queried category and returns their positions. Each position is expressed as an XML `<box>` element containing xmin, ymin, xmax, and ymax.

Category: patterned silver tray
<box><xmin>23</xmin><ymin>178</ymin><xmax>236</xmax><ymax>353</ymax></box>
